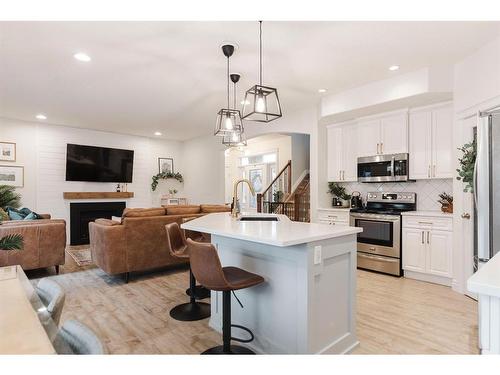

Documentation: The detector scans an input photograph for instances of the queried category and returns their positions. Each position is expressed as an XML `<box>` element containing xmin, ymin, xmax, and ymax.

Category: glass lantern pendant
<box><xmin>214</xmin><ymin>45</ymin><xmax>244</xmax><ymax>137</ymax></box>
<box><xmin>222</xmin><ymin>128</ymin><xmax>247</xmax><ymax>148</ymax></box>
<box><xmin>241</xmin><ymin>21</ymin><xmax>282</xmax><ymax>123</ymax></box>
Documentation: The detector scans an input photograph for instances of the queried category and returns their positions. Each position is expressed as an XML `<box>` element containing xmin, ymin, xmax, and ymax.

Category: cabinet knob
<box><xmin>461</xmin><ymin>213</ymin><xmax>471</xmax><ymax>219</ymax></box>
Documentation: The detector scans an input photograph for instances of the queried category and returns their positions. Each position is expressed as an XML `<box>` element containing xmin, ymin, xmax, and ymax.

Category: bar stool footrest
<box><xmin>230</xmin><ymin>324</ymin><xmax>254</xmax><ymax>343</ymax></box>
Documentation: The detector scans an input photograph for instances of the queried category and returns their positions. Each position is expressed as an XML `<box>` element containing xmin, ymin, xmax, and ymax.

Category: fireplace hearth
<box><xmin>70</xmin><ymin>202</ymin><xmax>126</xmax><ymax>245</ymax></box>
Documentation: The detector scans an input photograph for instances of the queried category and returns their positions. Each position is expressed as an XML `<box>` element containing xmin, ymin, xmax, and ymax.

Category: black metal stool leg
<box><xmin>202</xmin><ymin>291</ymin><xmax>255</xmax><ymax>354</ymax></box>
<box><xmin>169</xmin><ymin>268</ymin><xmax>211</xmax><ymax>322</ymax></box>
<box><xmin>185</xmin><ymin>285</ymin><xmax>211</xmax><ymax>300</ymax></box>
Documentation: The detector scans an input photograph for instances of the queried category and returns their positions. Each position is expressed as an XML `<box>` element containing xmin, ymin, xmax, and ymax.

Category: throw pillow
<box><xmin>0</xmin><ymin>208</ymin><xmax>9</xmax><ymax>221</ymax></box>
<box><xmin>6</xmin><ymin>207</ymin><xmax>42</xmax><ymax>220</ymax></box>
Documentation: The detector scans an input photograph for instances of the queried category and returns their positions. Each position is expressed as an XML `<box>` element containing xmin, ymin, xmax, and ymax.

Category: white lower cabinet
<box><xmin>317</xmin><ymin>208</ymin><xmax>350</xmax><ymax>226</ymax></box>
<box><xmin>402</xmin><ymin>214</ymin><xmax>453</xmax><ymax>286</ymax></box>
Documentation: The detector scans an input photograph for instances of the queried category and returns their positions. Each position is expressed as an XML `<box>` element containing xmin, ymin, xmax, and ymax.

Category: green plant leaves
<box><xmin>0</xmin><ymin>234</ymin><xmax>24</xmax><ymax>250</ymax></box>
<box><xmin>0</xmin><ymin>185</ymin><xmax>21</xmax><ymax>210</ymax></box>
<box><xmin>456</xmin><ymin>139</ymin><xmax>476</xmax><ymax>193</ymax></box>
<box><xmin>151</xmin><ymin>172</ymin><xmax>184</xmax><ymax>191</ymax></box>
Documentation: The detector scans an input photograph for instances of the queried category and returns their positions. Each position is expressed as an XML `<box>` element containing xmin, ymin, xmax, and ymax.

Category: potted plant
<box><xmin>0</xmin><ymin>185</ymin><xmax>23</xmax><ymax>250</ymax></box>
<box><xmin>327</xmin><ymin>182</ymin><xmax>351</xmax><ymax>208</ymax></box>
<box><xmin>456</xmin><ymin>139</ymin><xmax>476</xmax><ymax>193</ymax></box>
<box><xmin>437</xmin><ymin>192</ymin><xmax>453</xmax><ymax>213</ymax></box>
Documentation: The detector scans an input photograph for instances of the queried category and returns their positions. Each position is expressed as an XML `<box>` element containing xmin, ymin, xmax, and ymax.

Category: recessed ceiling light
<box><xmin>318</xmin><ymin>88</ymin><xmax>327</xmax><ymax>93</ymax></box>
<box><xmin>35</xmin><ymin>114</ymin><xmax>47</xmax><ymax>120</ymax></box>
<box><xmin>389</xmin><ymin>65</ymin><xmax>400</xmax><ymax>71</ymax></box>
<box><xmin>154</xmin><ymin>132</ymin><xmax>162</xmax><ymax>136</ymax></box>
<box><xmin>74</xmin><ymin>52</ymin><xmax>91</xmax><ymax>62</ymax></box>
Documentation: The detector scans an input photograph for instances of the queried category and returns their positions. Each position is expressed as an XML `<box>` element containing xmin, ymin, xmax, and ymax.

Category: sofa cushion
<box><xmin>94</xmin><ymin>218</ymin><xmax>121</xmax><ymax>226</ymax></box>
<box><xmin>122</xmin><ymin>207</ymin><xmax>166</xmax><ymax>218</ymax></box>
<box><xmin>200</xmin><ymin>204</ymin><xmax>231</xmax><ymax>213</ymax></box>
<box><xmin>166</xmin><ymin>205</ymin><xmax>201</xmax><ymax>215</ymax></box>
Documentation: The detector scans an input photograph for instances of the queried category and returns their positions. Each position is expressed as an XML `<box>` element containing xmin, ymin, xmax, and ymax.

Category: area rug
<box><xmin>66</xmin><ymin>247</ymin><xmax>93</xmax><ymax>267</ymax></box>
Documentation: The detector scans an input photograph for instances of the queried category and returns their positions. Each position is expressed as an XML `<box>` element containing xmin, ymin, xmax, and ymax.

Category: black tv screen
<box><xmin>66</xmin><ymin>144</ymin><xmax>134</xmax><ymax>183</ymax></box>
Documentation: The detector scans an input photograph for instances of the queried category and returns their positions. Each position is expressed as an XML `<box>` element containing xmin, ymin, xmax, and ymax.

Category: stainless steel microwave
<box><xmin>357</xmin><ymin>153</ymin><xmax>410</xmax><ymax>182</ymax></box>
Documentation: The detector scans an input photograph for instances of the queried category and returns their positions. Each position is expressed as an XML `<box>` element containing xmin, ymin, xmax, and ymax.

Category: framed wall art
<box><xmin>0</xmin><ymin>142</ymin><xmax>16</xmax><ymax>162</ymax></box>
<box><xmin>158</xmin><ymin>158</ymin><xmax>174</xmax><ymax>174</ymax></box>
<box><xmin>0</xmin><ymin>165</ymin><xmax>24</xmax><ymax>187</ymax></box>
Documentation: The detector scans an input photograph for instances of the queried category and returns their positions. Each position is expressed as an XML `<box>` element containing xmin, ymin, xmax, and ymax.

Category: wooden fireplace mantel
<box><xmin>63</xmin><ymin>192</ymin><xmax>134</xmax><ymax>199</ymax></box>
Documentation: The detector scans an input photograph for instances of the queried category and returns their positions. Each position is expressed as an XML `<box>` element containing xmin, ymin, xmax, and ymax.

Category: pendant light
<box><xmin>241</xmin><ymin>21</ymin><xmax>282</xmax><ymax>123</ymax></box>
<box><xmin>223</xmin><ymin>73</ymin><xmax>247</xmax><ymax>147</ymax></box>
<box><xmin>214</xmin><ymin>44</ymin><xmax>244</xmax><ymax>137</ymax></box>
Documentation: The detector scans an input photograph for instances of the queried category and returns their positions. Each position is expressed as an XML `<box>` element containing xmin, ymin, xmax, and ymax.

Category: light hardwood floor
<box><xmin>27</xmin><ymin>251</ymin><xmax>479</xmax><ymax>354</ymax></box>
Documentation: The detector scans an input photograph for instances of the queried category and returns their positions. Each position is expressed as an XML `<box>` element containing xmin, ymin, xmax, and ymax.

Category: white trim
<box><xmin>356</xmin><ymin>108</ymin><xmax>409</xmax><ymax>122</ymax></box>
<box><xmin>291</xmin><ymin>169</ymin><xmax>309</xmax><ymax>193</ymax></box>
<box><xmin>408</xmin><ymin>100</ymin><xmax>453</xmax><ymax>113</ymax></box>
<box><xmin>325</xmin><ymin>119</ymin><xmax>356</xmax><ymax>129</ymax></box>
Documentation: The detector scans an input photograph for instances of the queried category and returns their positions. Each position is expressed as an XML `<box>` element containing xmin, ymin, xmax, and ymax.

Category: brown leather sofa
<box><xmin>0</xmin><ymin>215</ymin><xmax>66</xmax><ymax>272</ymax></box>
<box><xmin>89</xmin><ymin>204</ymin><xmax>230</xmax><ymax>280</ymax></box>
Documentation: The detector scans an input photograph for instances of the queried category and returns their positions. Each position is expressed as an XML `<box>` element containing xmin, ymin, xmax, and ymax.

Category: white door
<box><xmin>342</xmin><ymin>124</ymin><xmax>358</xmax><ymax>182</ymax></box>
<box><xmin>402</xmin><ymin>228</ymin><xmax>426</xmax><ymax>273</ymax></box>
<box><xmin>327</xmin><ymin>126</ymin><xmax>343</xmax><ymax>181</ymax></box>
<box><xmin>241</xmin><ymin>164</ymin><xmax>267</xmax><ymax>211</ymax></box>
<box><xmin>432</xmin><ymin>105</ymin><xmax>454</xmax><ymax>178</ymax></box>
<box><xmin>357</xmin><ymin>119</ymin><xmax>380</xmax><ymax>157</ymax></box>
<box><xmin>380</xmin><ymin>113</ymin><xmax>408</xmax><ymax>155</ymax></box>
<box><xmin>409</xmin><ymin>110</ymin><xmax>432</xmax><ymax>179</ymax></box>
<box><xmin>427</xmin><ymin>230</ymin><xmax>453</xmax><ymax>278</ymax></box>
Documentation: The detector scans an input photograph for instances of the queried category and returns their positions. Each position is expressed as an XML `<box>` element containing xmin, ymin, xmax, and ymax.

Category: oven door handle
<box><xmin>391</xmin><ymin>156</ymin><xmax>395</xmax><ymax>179</ymax></box>
<box><xmin>358</xmin><ymin>253</ymin><xmax>400</xmax><ymax>263</ymax></box>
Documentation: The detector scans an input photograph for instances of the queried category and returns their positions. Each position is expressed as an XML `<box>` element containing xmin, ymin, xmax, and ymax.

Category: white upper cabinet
<box><xmin>409</xmin><ymin>111</ymin><xmax>432</xmax><ymax>179</ymax></box>
<box><xmin>327</xmin><ymin>123</ymin><xmax>358</xmax><ymax>182</ymax></box>
<box><xmin>409</xmin><ymin>103</ymin><xmax>453</xmax><ymax>180</ymax></box>
<box><xmin>357</xmin><ymin>119</ymin><xmax>380</xmax><ymax>157</ymax></box>
<box><xmin>327</xmin><ymin>126</ymin><xmax>342</xmax><ymax>182</ymax></box>
<box><xmin>357</xmin><ymin>112</ymin><xmax>408</xmax><ymax>157</ymax></box>
<box><xmin>432</xmin><ymin>105</ymin><xmax>454</xmax><ymax>178</ymax></box>
<box><xmin>380</xmin><ymin>113</ymin><xmax>408</xmax><ymax>155</ymax></box>
<box><xmin>342</xmin><ymin>124</ymin><xmax>358</xmax><ymax>181</ymax></box>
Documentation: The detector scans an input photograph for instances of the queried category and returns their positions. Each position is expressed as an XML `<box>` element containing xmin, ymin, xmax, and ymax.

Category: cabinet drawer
<box><xmin>319</xmin><ymin>219</ymin><xmax>348</xmax><ymax>226</ymax></box>
<box><xmin>317</xmin><ymin>211</ymin><xmax>350</xmax><ymax>223</ymax></box>
<box><xmin>402</xmin><ymin>216</ymin><xmax>452</xmax><ymax>231</ymax></box>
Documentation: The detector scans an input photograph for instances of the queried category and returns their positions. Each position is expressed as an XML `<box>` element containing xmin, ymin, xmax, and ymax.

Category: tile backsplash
<box><xmin>338</xmin><ymin>178</ymin><xmax>453</xmax><ymax>211</ymax></box>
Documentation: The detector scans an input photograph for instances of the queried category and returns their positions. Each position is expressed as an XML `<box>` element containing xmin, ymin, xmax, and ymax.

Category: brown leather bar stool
<box><xmin>187</xmin><ymin>238</ymin><xmax>264</xmax><ymax>354</ymax></box>
<box><xmin>165</xmin><ymin>223</ymin><xmax>210</xmax><ymax>321</ymax></box>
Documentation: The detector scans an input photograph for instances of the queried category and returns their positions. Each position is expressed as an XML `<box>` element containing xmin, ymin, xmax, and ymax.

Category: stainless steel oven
<box><xmin>357</xmin><ymin>153</ymin><xmax>409</xmax><ymax>182</ymax></box>
<box><xmin>349</xmin><ymin>192</ymin><xmax>416</xmax><ymax>276</ymax></box>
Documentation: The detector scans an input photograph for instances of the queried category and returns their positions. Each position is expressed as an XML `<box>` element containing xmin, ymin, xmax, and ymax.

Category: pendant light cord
<box><xmin>227</xmin><ymin>55</ymin><xmax>230</xmax><ymax>109</ymax></box>
<box><xmin>259</xmin><ymin>20</ymin><xmax>263</xmax><ymax>86</ymax></box>
<box><xmin>233</xmin><ymin>81</ymin><xmax>236</xmax><ymax>110</ymax></box>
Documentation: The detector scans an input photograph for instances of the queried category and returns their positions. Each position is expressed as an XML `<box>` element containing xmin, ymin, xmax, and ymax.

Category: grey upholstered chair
<box><xmin>54</xmin><ymin>320</ymin><xmax>106</xmax><ymax>354</ymax></box>
<box><xmin>36</xmin><ymin>278</ymin><xmax>66</xmax><ymax>326</ymax></box>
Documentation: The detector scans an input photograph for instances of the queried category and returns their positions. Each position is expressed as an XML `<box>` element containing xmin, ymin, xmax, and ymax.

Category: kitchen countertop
<box><xmin>468</xmin><ymin>252</ymin><xmax>500</xmax><ymax>298</ymax></box>
<box><xmin>182</xmin><ymin>212</ymin><xmax>362</xmax><ymax>247</ymax></box>
<box><xmin>401</xmin><ymin>210</ymin><xmax>453</xmax><ymax>218</ymax></box>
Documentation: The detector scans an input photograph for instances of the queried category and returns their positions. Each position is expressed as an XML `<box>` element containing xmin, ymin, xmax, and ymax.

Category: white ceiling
<box><xmin>1</xmin><ymin>21</ymin><xmax>499</xmax><ymax>140</ymax></box>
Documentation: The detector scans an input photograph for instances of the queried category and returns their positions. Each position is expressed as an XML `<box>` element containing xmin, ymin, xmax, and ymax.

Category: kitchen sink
<box><xmin>238</xmin><ymin>216</ymin><xmax>279</xmax><ymax>222</ymax></box>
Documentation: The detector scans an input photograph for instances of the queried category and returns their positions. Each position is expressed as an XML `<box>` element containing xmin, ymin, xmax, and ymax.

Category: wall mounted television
<box><xmin>65</xmin><ymin>144</ymin><xmax>134</xmax><ymax>183</ymax></box>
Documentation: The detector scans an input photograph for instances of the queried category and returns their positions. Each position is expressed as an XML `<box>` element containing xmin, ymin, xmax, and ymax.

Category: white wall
<box><xmin>454</xmin><ymin>35</ymin><xmax>500</xmax><ymax>115</ymax></box>
<box><xmin>181</xmin><ymin>135</ymin><xmax>226</xmax><ymax>205</ymax></box>
<box><xmin>291</xmin><ymin>133</ymin><xmax>310</xmax><ymax>189</ymax></box>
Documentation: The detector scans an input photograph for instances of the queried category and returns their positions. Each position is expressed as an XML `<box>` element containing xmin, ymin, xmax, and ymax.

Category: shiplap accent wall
<box><xmin>1</xmin><ymin>118</ymin><xmax>184</xmax><ymax>238</ymax></box>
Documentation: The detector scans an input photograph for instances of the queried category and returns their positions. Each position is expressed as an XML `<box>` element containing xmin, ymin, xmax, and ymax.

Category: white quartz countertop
<box><xmin>181</xmin><ymin>213</ymin><xmax>362</xmax><ymax>247</ymax></box>
<box><xmin>318</xmin><ymin>207</ymin><xmax>351</xmax><ymax>211</ymax></box>
<box><xmin>401</xmin><ymin>210</ymin><xmax>453</xmax><ymax>218</ymax></box>
<box><xmin>467</xmin><ymin>252</ymin><xmax>500</xmax><ymax>297</ymax></box>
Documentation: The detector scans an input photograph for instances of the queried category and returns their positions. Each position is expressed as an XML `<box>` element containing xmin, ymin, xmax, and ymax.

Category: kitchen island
<box><xmin>182</xmin><ymin>212</ymin><xmax>362</xmax><ymax>354</ymax></box>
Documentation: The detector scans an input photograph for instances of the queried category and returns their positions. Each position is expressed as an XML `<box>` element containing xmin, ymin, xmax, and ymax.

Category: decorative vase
<box><xmin>441</xmin><ymin>203</ymin><xmax>453</xmax><ymax>213</ymax></box>
<box><xmin>341</xmin><ymin>199</ymin><xmax>351</xmax><ymax>208</ymax></box>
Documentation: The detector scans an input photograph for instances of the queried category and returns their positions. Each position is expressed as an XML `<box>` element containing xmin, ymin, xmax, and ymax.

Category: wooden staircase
<box><xmin>257</xmin><ymin>161</ymin><xmax>310</xmax><ymax>222</ymax></box>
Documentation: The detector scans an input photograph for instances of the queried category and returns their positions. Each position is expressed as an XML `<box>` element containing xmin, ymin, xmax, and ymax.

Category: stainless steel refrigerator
<box><xmin>476</xmin><ymin>109</ymin><xmax>500</xmax><ymax>267</ymax></box>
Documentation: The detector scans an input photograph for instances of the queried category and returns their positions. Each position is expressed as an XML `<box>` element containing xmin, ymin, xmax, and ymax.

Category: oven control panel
<box><xmin>366</xmin><ymin>192</ymin><xmax>416</xmax><ymax>204</ymax></box>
